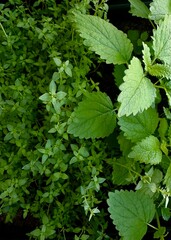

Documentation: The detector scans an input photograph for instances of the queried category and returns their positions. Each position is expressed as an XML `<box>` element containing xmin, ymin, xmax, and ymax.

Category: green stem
<box><xmin>0</xmin><ymin>23</ymin><xmax>8</xmax><ymax>38</ymax></box>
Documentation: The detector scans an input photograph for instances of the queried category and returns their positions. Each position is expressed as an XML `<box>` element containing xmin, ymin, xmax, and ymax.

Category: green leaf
<box><xmin>142</xmin><ymin>42</ymin><xmax>152</xmax><ymax>72</ymax></box>
<box><xmin>129</xmin><ymin>135</ymin><xmax>162</xmax><ymax>165</ymax></box>
<box><xmin>118</xmin><ymin>107</ymin><xmax>159</xmax><ymax>143</ymax></box>
<box><xmin>118</xmin><ymin>57</ymin><xmax>156</xmax><ymax>117</ymax></box>
<box><xmin>164</xmin><ymin>163</ymin><xmax>171</xmax><ymax>190</ymax></box>
<box><xmin>73</xmin><ymin>12</ymin><xmax>133</xmax><ymax>64</ymax></box>
<box><xmin>107</xmin><ymin>190</ymin><xmax>155</xmax><ymax>240</ymax></box>
<box><xmin>128</xmin><ymin>0</ymin><xmax>150</xmax><ymax>19</ymax></box>
<box><xmin>158</xmin><ymin>118</ymin><xmax>168</xmax><ymax>139</ymax></box>
<box><xmin>149</xmin><ymin>0</ymin><xmax>171</xmax><ymax>22</ymax></box>
<box><xmin>67</xmin><ymin>92</ymin><xmax>116</xmax><ymax>139</ymax></box>
<box><xmin>154</xmin><ymin>227</ymin><xmax>166</xmax><ymax>239</ymax></box>
<box><xmin>161</xmin><ymin>207</ymin><xmax>171</xmax><ymax>221</ymax></box>
<box><xmin>113</xmin><ymin>64</ymin><xmax>126</xmax><ymax>87</ymax></box>
<box><xmin>153</xmin><ymin>16</ymin><xmax>171</xmax><ymax>65</ymax></box>
<box><xmin>148</xmin><ymin>63</ymin><xmax>171</xmax><ymax>79</ymax></box>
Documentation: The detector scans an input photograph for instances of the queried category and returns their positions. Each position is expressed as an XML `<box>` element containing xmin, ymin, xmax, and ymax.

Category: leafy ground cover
<box><xmin>1</xmin><ymin>0</ymin><xmax>171</xmax><ymax>239</ymax></box>
<box><xmin>0</xmin><ymin>0</ymin><xmax>111</xmax><ymax>239</ymax></box>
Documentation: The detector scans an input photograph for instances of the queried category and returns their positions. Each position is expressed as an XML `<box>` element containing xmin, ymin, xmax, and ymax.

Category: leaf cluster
<box><xmin>67</xmin><ymin>0</ymin><xmax>171</xmax><ymax>239</ymax></box>
<box><xmin>0</xmin><ymin>0</ymin><xmax>111</xmax><ymax>239</ymax></box>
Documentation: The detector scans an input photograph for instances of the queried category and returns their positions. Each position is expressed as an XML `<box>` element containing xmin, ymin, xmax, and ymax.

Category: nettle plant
<box><xmin>67</xmin><ymin>0</ymin><xmax>171</xmax><ymax>239</ymax></box>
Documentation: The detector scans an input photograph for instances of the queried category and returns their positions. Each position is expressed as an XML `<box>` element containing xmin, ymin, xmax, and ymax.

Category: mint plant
<box><xmin>67</xmin><ymin>0</ymin><xmax>171</xmax><ymax>239</ymax></box>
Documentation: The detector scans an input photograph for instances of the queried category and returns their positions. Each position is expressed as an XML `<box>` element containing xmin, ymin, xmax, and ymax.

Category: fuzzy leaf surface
<box><xmin>118</xmin><ymin>57</ymin><xmax>156</xmax><ymax>117</ymax></box>
<box><xmin>129</xmin><ymin>0</ymin><xmax>150</xmax><ymax>19</ymax></box>
<box><xmin>73</xmin><ymin>12</ymin><xmax>133</xmax><ymax>64</ymax></box>
<box><xmin>150</xmin><ymin>0</ymin><xmax>171</xmax><ymax>22</ymax></box>
<box><xmin>67</xmin><ymin>92</ymin><xmax>116</xmax><ymax>139</ymax></box>
<box><xmin>153</xmin><ymin>16</ymin><xmax>171</xmax><ymax>65</ymax></box>
<box><xmin>129</xmin><ymin>135</ymin><xmax>162</xmax><ymax>165</ymax></box>
<box><xmin>107</xmin><ymin>190</ymin><xmax>155</xmax><ymax>240</ymax></box>
<box><xmin>118</xmin><ymin>108</ymin><xmax>159</xmax><ymax>142</ymax></box>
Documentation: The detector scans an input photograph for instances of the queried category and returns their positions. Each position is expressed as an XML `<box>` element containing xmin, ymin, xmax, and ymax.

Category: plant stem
<box><xmin>0</xmin><ymin>23</ymin><xmax>8</xmax><ymax>38</ymax></box>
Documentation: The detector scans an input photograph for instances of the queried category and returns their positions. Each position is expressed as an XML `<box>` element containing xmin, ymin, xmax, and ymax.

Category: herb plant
<box><xmin>67</xmin><ymin>0</ymin><xmax>171</xmax><ymax>239</ymax></box>
<box><xmin>0</xmin><ymin>0</ymin><xmax>111</xmax><ymax>239</ymax></box>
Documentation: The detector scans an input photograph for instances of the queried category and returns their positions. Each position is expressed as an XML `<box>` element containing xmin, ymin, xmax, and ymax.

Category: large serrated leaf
<box><xmin>67</xmin><ymin>92</ymin><xmax>116</xmax><ymax>139</ymax></box>
<box><xmin>129</xmin><ymin>135</ymin><xmax>162</xmax><ymax>165</ymax></box>
<box><xmin>73</xmin><ymin>12</ymin><xmax>133</xmax><ymax>64</ymax></box>
<box><xmin>118</xmin><ymin>57</ymin><xmax>156</xmax><ymax>117</ymax></box>
<box><xmin>153</xmin><ymin>15</ymin><xmax>171</xmax><ymax>65</ymax></box>
<box><xmin>149</xmin><ymin>0</ymin><xmax>171</xmax><ymax>22</ymax></box>
<box><xmin>107</xmin><ymin>190</ymin><xmax>155</xmax><ymax>240</ymax></box>
<box><xmin>118</xmin><ymin>107</ymin><xmax>159</xmax><ymax>143</ymax></box>
<box><xmin>128</xmin><ymin>0</ymin><xmax>150</xmax><ymax>19</ymax></box>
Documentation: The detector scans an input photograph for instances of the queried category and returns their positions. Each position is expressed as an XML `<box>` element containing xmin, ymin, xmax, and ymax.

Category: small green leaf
<box><xmin>30</xmin><ymin>228</ymin><xmax>41</xmax><ymax>237</ymax></box>
<box><xmin>153</xmin><ymin>16</ymin><xmax>171</xmax><ymax>65</ymax></box>
<box><xmin>67</xmin><ymin>92</ymin><xmax>116</xmax><ymax>139</ymax></box>
<box><xmin>142</xmin><ymin>42</ymin><xmax>152</xmax><ymax>72</ymax></box>
<box><xmin>154</xmin><ymin>227</ymin><xmax>166</xmax><ymax>239</ymax></box>
<box><xmin>129</xmin><ymin>135</ymin><xmax>162</xmax><ymax>165</ymax></box>
<box><xmin>148</xmin><ymin>63</ymin><xmax>171</xmax><ymax>79</ymax></box>
<box><xmin>129</xmin><ymin>0</ymin><xmax>150</xmax><ymax>19</ymax></box>
<box><xmin>107</xmin><ymin>190</ymin><xmax>155</xmax><ymax>240</ymax></box>
<box><xmin>150</xmin><ymin>0</ymin><xmax>171</xmax><ymax>22</ymax></box>
<box><xmin>118</xmin><ymin>57</ymin><xmax>156</xmax><ymax>117</ymax></box>
<box><xmin>161</xmin><ymin>207</ymin><xmax>171</xmax><ymax>221</ymax></box>
<box><xmin>118</xmin><ymin>107</ymin><xmax>159</xmax><ymax>142</ymax></box>
<box><xmin>73</xmin><ymin>12</ymin><xmax>133</xmax><ymax>64</ymax></box>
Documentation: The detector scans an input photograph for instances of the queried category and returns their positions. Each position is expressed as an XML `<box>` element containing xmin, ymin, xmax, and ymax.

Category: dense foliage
<box><xmin>0</xmin><ymin>0</ymin><xmax>110</xmax><ymax>239</ymax></box>
<box><xmin>2</xmin><ymin>0</ymin><xmax>171</xmax><ymax>239</ymax></box>
<box><xmin>68</xmin><ymin>0</ymin><xmax>171</xmax><ymax>239</ymax></box>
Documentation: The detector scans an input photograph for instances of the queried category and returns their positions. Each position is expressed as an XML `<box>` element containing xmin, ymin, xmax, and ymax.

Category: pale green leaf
<box><xmin>148</xmin><ymin>63</ymin><xmax>171</xmax><ymax>79</ymax></box>
<box><xmin>142</xmin><ymin>42</ymin><xmax>152</xmax><ymax>71</ymax></box>
<box><xmin>149</xmin><ymin>0</ymin><xmax>171</xmax><ymax>22</ymax></box>
<box><xmin>153</xmin><ymin>16</ymin><xmax>171</xmax><ymax>65</ymax></box>
<box><xmin>67</xmin><ymin>92</ymin><xmax>116</xmax><ymax>139</ymax></box>
<box><xmin>73</xmin><ymin>12</ymin><xmax>133</xmax><ymax>64</ymax></box>
<box><xmin>118</xmin><ymin>107</ymin><xmax>159</xmax><ymax>143</ymax></box>
<box><xmin>118</xmin><ymin>57</ymin><xmax>156</xmax><ymax>117</ymax></box>
<box><xmin>129</xmin><ymin>0</ymin><xmax>150</xmax><ymax>19</ymax></box>
<box><xmin>164</xmin><ymin>163</ymin><xmax>171</xmax><ymax>190</ymax></box>
<box><xmin>107</xmin><ymin>190</ymin><xmax>155</xmax><ymax>240</ymax></box>
<box><xmin>129</xmin><ymin>135</ymin><xmax>162</xmax><ymax>165</ymax></box>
